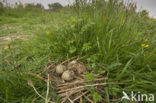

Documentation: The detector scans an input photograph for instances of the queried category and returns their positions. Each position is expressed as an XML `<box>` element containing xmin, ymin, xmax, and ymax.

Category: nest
<box><xmin>46</xmin><ymin>57</ymin><xmax>109</xmax><ymax>103</ymax></box>
<box><xmin>27</xmin><ymin>57</ymin><xmax>125</xmax><ymax>103</ymax></box>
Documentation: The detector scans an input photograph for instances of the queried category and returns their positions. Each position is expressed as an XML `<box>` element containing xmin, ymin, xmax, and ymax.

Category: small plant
<box><xmin>85</xmin><ymin>72</ymin><xmax>95</xmax><ymax>81</ymax></box>
<box><xmin>69</xmin><ymin>46</ymin><xmax>77</xmax><ymax>54</ymax></box>
<box><xmin>82</xmin><ymin>42</ymin><xmax>92</xmax><ymax>53</ymax></box>
<box><xmin>92</xmin><ymin>92</ymin><xmax>102</xmax><ymax>102</ymax></box>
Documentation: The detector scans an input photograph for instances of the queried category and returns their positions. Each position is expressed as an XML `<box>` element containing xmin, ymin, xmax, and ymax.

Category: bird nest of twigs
<box><xmin>45</xmin><ymin>57</ymin><xmax>110</xmax><ymax>103</ymax></box>
<box><xmin>27</xmin><ymin>57</ymin><xmax>124</xmax><ymax>103</ymax></box>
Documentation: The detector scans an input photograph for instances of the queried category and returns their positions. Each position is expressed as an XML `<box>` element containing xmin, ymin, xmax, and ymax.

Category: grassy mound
<box><xmin>0</xmin><ymin>0</ymin><xmax>156</xmax><ymax>102</ymax></box>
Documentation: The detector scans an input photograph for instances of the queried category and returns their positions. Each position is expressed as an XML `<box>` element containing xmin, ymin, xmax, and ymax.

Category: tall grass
<box><xmin>0</xmin><ymin>0</ymin><xmax>156</xmax><ymax>102</ymax></box>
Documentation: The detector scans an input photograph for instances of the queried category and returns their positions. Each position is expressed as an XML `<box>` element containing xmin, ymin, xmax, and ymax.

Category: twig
<box><xmin>28</xmin><ymin>80</ymin><xmax>54</xmax><ymax>103</ymax></box>
<box><xmin>60</xmin><ymin>56</ymin><xmax>77</xmax><ymax>65</ymax></box>
<box><xmin>58</xmin><ymin>82</ymin><xmax>127</xmax><ymax>93</ymax></box>
<box><xmin>68</xmin><ymin>98</ymin><xmax>74</xmax><ymax>103</ymax></box>
<box><xmin>59</xmin><ymin>88</ymin><xmax>84</xmax><ymax>97</ymax></box>
<box><xmin>73</xmin><ymin>91</ymin><xmax>89</xmax><ymax>102</ymax></box>
<box><xmin>80</xmin><ymin>97</ymin><xmax>82</xmax><ymax>103</ymax></box>
<box><xmin>58</xmin><ymin>77</ymin><xmax>108</xmax><ymax>88</ymax></box>
<box><xmin>28</xmin><ymin>80</ymin><xmax>46</xmax><ymax>101</ymax></box>
<box><xmin>57</xmin><ymin>80</ymin><xmax>83</xmax><ymax>87</ymax></box>
<box><xmin>95</xmin><ymin>71</ymin><xmax>106</xmax><ymax>76</ymax></box>
<box><xmin>75</xmin><ymin>55</ymin><xmax>86</xmax><ymax>61</ymax></box>
<box><xmin>60</xmin><ymin>88</ymin><xmax>84</xmax><ymax>103</ymax></box>
<box><xmin>45</xmin><ymin>74</ymin><xmax>50</xmax><ymax>103</ymax></box>
<box><xmin>42</xmin><ymin>62</ymin><xmax>56</xmax><ymax>74</ymax></box>
<box><xmin>84</xmin><ymin>96</ymin><xmax>94</xmax><ymax>103</ymax></box>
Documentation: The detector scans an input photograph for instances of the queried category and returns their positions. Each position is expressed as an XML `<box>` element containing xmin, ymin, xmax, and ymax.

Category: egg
<box><xmin>55</xmin><ymin>64</ymin><xmax>67</xmax><ymax>74</ymax></box>
<box><xmin>76</xmin><ymin>63</ymin><xmax>86</xmax><ymax>75</ymax></box>
<box><xmin>68</xmin><ymin>60</ymin><xmax>79</xmax><ymax>71</ymax></box>
<box><xmin>68</xmin><ymin>60</ymin><xmax>86</xmax><ymax>75</ymax></box>
<box><xmin>61</xmin><ymin>70</ymin><xmax>75</xmax><ymax>81</ymax></box>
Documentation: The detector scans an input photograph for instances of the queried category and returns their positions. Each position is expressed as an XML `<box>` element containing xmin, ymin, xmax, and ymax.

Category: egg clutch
<box><xmin>55</xmin><ymin>60</ymin><xmax>86</xmax><ymax>81</ymax></box>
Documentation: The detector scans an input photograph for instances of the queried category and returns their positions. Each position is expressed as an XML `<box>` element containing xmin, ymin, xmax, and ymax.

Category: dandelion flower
<box><xmin>141</xmin><ymin>44</ymin><xmax>149</xmax><ymax>48</ymax></box>
<box><xmin>145</xmin><ymin>39</ymin><xmax>148</xmax><ymax>42</ymax></box>
<box><xmin>141</xmin><ymin>44</ymin><xmax>145</xmax><ymax>47</ymax></box>
<box><xmin>4</xmin><ymin>46</ymin><xmax>9</xmax><ymax>50</ymax></box>
<box><xmin>144</xmin><ymin>44</ymin><xmax>149</xmax><ymax>48</ymax></box>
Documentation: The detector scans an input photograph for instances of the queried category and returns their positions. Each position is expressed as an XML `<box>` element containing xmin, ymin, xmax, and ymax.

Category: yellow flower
<box><xmin>145</xmin><ymin>39</ymin><xmax>148</xmax><ymax>42</ymax></box>
<box><xmin>141</xmin><ymin>44</ymin><xmax>149</xmax><ymax>48</ymax></box>
<box><xmin>144</xmin><ymin>44</ymin><xmax>149</xmax><ymax>48</ymax></box>
<box><xmin>141</xmin><ymin>44</ymin><xmax>145</xmax><ymax>47</ymax></box>
<box><xmin>46</xmin><ymin>31</ymin><xmax>50</xmax><ymax>35</ymax></box>
<box><xmin>4</xmin><ymin>46</ymin><xmax>9</xmax><ymax>50</ymax></box>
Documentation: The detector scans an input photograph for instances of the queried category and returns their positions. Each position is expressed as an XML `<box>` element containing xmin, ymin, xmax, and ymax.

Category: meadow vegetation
<box><xmin>0</xmin><ymin>0</ymin><xmax>156</xmax><ymax>103</ymax></box>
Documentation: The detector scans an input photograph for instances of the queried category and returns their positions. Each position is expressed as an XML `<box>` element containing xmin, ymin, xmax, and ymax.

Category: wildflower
<box><xmin>144</xmin><ymin>44</ymin><xmax>149</xmax><ymax>48</ymax></box>
<box><xmin>141</xmin><ymin>44</ymin><xmax>149</xmax><ymax>48</ymax></box>
<box><xmin>145</xmin><ymin>39</ymin><xmax>148</xmax><ymax>42</ymax></box>
<box><xmin>141</xmin><ymin>44</ymin><xmax>145</xmax><ymax>47</ymax></box>
<box><xmin>46</xmin><ymin>31</ymin><xmax>50</xmax><ymax>35</ymax></box>
<box><xmin>4</xmin><ymin>46</ymin><xmax>9</xmax><ymax>50</ymax></box>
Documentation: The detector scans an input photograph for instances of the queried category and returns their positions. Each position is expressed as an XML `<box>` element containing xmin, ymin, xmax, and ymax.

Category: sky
<box><xmin>1</xmin><ymin>0</ymin><xmax>156</xmax><ymax>18</ymax></box>
<box><xmin>132</xmin><ymin>0</ymin><xmax>156</xmax><ymax>18</ymax></box>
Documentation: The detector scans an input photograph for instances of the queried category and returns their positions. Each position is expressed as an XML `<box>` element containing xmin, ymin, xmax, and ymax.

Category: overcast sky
<box><xmin>132</xmin><ymin>0</ymin><xmax>156</xmax><ymax>18</ymax></box>
<box><xmin>1</xmin><ymin>0</ymin><xmax>156</xmax><ymax>17</ymax></box>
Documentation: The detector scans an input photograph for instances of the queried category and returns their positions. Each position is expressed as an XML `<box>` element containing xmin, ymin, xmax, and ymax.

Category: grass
<box><xmin>0</xmin><ymin>0</ymin><xmax>156</xmax><ymax>103</ymax></box>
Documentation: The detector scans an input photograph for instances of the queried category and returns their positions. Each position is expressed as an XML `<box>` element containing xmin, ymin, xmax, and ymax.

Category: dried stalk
<box><xmin>58</xmin><ymin>83</ymin><xmax>106</xmax><ymax>93</ymax></box>
<box><xmin>59</xmin><ymin>88</ymin><xmax>84</xmax><ymax>97</ymax></box>
<box><xmin>45</xmin><ymin>74</ymin><xmax>50</xmax><ymax>103</ymax></box>
<box><xmin>60</xmin><ymin>56</ymin><xmax>77</xmax><ymax>65</ymax></box>
<box><xmin>61</xmin><ymin>89</ymin><xmax>84</xmax><ymax>103</ymax></box>
<box><xmin>44</xmin><ymin>62</ymin><xmax>56</xmax><ymax>73</ymax></box>
<box><xmin>73</xmin><ymin>91</ymin><xmax>89</xmax><ymax>102</ymax></box>
<box><xmin>84</xmin><ymin>96</ymin><xmax>94</xmax><ymax>103</ymax></box>
<box><xmin>28</xmin><ymin>80</ymin><xmax>54</xmax><ymax>103</ymax></box>
<box><xmin>68</xmin><ymin>98</ymin><xmax>74</xmax><ymax>103</ymax></box>
<box><xmin>75</xmin><ymin>56</ymin><xmax>86</xmax><ymax>61</ymax></box>
<box><xmin>57</xmin><ymin>77</ymin><xmax>108</xmax><ymax>88</ymax></box>
<box><xmin>80</xmin><ymin>97</ymin><xmax>82</xmax><ymax>103</ymax></box>
<box><xmin>58</xmin><ymin>82</ymin><xmax>126</xmax><ymax>93</ymax></box>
